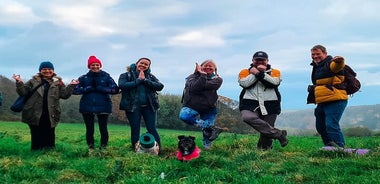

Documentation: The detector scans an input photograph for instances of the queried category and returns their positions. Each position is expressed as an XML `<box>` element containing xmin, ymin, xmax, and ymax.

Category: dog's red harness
<box><xmin>176</xmin><ymin>146</ymin><xmax>201</xmax><ymax>161</ymax></box>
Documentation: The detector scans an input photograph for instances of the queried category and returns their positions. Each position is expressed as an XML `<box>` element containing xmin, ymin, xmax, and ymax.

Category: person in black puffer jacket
<box><xmin>179</xmin><ymin>60</ymin><xmax>224</xmax><ymax>150</ymax></box>
<box><xmin>73</xmin><ymin>55</ymin><xmax>119</xmax><ymax>150</ymax></box>
<box><xmin>118</xmin><ymin>57</ymin><xmax>164</xmax><ymax>152</ymax></box>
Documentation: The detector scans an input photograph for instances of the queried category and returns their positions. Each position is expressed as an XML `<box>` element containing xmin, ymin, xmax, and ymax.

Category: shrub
<box><xmin>344</xmin><ymin>126</ymin><xmax>371</xmax><ymax>137</ymax></box>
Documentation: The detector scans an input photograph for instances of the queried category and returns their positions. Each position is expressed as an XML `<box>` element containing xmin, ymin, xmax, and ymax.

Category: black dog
<box><xmin>177</xmin><ymin>135</ymin><xmax>196</xmax><ymax>156</ymax></box>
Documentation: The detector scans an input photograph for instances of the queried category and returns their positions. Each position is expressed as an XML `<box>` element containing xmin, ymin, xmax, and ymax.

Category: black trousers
<box><xmin>82</xmin><ymin>113</ymin><xmax>109</xmax><ymax>148</ymax></box>
<box><xmin>29</xmin><ymin>116</ymin><xmax>55</xmax><ymax>150</ymax></box>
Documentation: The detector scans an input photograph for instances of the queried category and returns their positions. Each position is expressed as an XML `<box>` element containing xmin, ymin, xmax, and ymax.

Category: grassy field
<box><xmin>0</xmin><ymin>121</ymin><xmax>379</xmax><ymax>184</ymax></box>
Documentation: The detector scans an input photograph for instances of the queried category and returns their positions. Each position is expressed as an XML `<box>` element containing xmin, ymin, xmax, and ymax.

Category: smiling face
<box><xmin>201</xmin><ymin>61</ymin><xmax>216</xmax><ymax>75</ymax></box>
<box><xmin>311</xmin><ymin>48</ymin><xmax>328</xmax><ymax>64</ymax></box>
<box><xmin>136</xmin><ymin>58</ymin><xmax>151</xmax><ymax>71</ymax></box>
<box><xmin>40</xmin><ymin>68</ymin><xmax>54</xmax><ymax>78</ymax></box>
<box><xmin>89</xmin><ymin>63</ymin><xmax>101</xmax><ymax>73</ymax></box>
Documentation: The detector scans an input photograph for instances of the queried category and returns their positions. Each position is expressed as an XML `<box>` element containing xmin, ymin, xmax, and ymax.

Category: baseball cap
<box><xmin>252</xmin><ymin>51</ymin><xmax>268</xmax><ymax>60</ymax></box>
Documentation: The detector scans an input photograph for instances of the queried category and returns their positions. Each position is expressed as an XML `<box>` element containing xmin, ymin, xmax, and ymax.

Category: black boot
<box><xmin>209</xmin><ymin>126</ymin><xmax>224</xmax><ymax>141</ymax></box>
<box><xmin>278</xmin><ymin>130</ymin><xmax>288</xmax><ymax>147</ymax></box>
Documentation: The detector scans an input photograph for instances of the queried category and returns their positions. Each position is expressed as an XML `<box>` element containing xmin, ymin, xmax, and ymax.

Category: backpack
<box><xmin>335</xmin><ymin>65</ymin><xmax>361</xmax><ymax>95</ymax></box>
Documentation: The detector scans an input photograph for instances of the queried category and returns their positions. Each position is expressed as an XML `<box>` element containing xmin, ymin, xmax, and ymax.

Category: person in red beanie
<box><xmin>73</xmin><ymin>55</ymin><xmax>119</xmax><ymax>151</ymax></box>
<box><xmin>88</xmin><ymin>56</ymin><xmax>102</xmax><ymax>68</ymax></box>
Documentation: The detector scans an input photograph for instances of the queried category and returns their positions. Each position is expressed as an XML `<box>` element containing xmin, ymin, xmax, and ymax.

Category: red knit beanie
<box><xmin>87</xmin><ymin>55</ymin><xmax>102</xmax><ymax>68</ymax></box>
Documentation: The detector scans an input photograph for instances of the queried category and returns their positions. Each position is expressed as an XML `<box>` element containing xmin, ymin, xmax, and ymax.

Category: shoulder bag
<box><xmin>10</xmin><ymin>83</ymin><xmax>44</xmax><ymax>112</ymax></box>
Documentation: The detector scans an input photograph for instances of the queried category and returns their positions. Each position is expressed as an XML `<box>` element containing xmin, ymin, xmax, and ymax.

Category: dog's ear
<box><xmin>189</xmin><ymin>136</ymin><xmax>196</xmax><ymax>140</ymax></box>
<box><xmin>178</xmin><ymin>135</ymin><xmax>185</xmax><ymax>140</ymax></box>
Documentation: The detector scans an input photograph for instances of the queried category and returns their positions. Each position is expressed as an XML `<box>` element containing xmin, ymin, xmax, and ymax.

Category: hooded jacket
<box><xmin>16</xmin><ymin>74</ymin><xmax>74</xmax><ymax>127</ymax></box>
<box><xmin>118</xmin><ymin>63</ymin><xmax>164</xmax><ymax>112</ymax></box>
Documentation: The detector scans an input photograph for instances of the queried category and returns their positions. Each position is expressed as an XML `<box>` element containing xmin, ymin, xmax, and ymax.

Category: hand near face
<box><xmin>70</xmin><ymin>79</ymin><xmax>79</xmax><ymax>85</ymax></box>
<box><xmin>12</xmin><ymin>74</ymin><xmax>22</xmax><ymax>82</ymax></box>
<box><xmin>256</xmin><ymin>65</ymin><xmax>266</xmax><ymax>72</ymax></box>
<box><xmin>195</xmin><ymin>63</ymin><xmax>206</xmax><ymax>74</ymax></box>
<box><xmin>249</xmin><ymin>67</ymin><xmax>259</xmax><ymax>75</ymax></box>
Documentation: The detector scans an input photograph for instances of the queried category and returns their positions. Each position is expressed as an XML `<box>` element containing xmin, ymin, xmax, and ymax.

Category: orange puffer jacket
<box><xmin>311</xmin><ymin>56</ymin><xmax>348</xmax><ymax>104</ymax></box>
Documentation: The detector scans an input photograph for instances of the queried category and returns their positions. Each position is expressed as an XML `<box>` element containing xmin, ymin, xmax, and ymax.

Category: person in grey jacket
<box><xmin>12</xmin><ymin>61</ymin><xmax>78</xmax><ymax>150</ymax></box>
<box><xmin>118</xmin><ymin>57</ymin><xmax>164</xmax><ymax>151</ymax></box>
<box><xmin>238</xmin><ymin>51</ymin><xmax>288</xmax><ymax>150</ymax></box>
<box><xmin>179</xmin><ymin>59</ymin><xmax>224</xmax><ymax>149</ymax></box>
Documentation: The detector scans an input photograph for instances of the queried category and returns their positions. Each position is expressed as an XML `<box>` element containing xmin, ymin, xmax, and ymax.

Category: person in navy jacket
<box><xmin>118</xmin><ymin>57</ymin><xmax>164</xmax><ymax>151</ymax></box>
<box><xmin>73</xmin><ymin>55</ymin><xmax>119</xmax><ymax>150</ymax></box>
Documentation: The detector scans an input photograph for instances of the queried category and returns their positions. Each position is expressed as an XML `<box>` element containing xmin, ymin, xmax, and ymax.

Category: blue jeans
<box><xmin>125</xmin><ymin>106</ymin><xmax>160</xmax><ymax>148</ymax></box>
<box><xmin>315</xmin><ymin>100</ymin><xmax>347</xmax><ymax>147</ymax></box>
<box><xmin>179</xmin><ymin>107</ymin><xmax>217</xmax><ymax>129</ymax></box>
<box><xmin>179</xmin><ymin>107</ymin><xmax>217</xmax><ymax>142</ymax></box>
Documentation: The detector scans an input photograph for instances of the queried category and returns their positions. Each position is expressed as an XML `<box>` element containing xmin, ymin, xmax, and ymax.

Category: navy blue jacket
<box><xmin>118</xmin><ymin>64</ymin><xmax>164</xmax><ymax>112</ymax></box>
<box><xmin>73</xmin><ymin>70</ymin><xmax>119</xmax><ymax>113</ymax></box>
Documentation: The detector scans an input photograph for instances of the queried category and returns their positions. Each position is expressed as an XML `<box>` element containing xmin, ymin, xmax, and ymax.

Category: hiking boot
<box><xmin>209</xmin><ymin>126</ymin><xmax>224</xmax><ymax>141</ymax></box>
<box><xmin>203</xmin><ymin>140</ymin><xmax>212</xmax><ymax>150</ymax></box>
<box><xmin>278</xmin><ymin>130</ymin><xmax>288</xmax><ymax>147</ymax></box>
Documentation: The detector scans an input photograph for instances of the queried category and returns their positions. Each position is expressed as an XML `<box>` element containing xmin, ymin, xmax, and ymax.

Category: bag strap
<box><xmin>24</xmin><ymin>82</ymin><xmax>45</xmax><ymax>99</ymax></box>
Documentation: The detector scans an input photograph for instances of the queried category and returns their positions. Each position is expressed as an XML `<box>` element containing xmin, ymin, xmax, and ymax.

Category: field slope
<box><xmin>0</xmin><ymin>121</ymin><xmax>379</xmax><ymax>184</ymax></box>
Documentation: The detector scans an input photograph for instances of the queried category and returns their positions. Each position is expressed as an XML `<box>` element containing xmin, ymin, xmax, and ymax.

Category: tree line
<box><xmin>0</xmin><ymin>75</ymin><xmax>254</xmax><ymax>134</ymax></box>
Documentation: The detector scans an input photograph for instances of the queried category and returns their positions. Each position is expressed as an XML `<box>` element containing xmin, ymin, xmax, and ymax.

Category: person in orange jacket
<box><xmin>238</xmin><ymin>51</ymin><xmax>288</xmax><ymax>150</ymax></box>
<box><xmin>307</xmin><ymin>45</ymin><xmax>348</xmax><ymax>147</ymax></box>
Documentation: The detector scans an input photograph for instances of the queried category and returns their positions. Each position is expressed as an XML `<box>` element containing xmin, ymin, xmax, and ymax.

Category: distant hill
<box><xmin>218</xmin><ymin>95</ymin><xmax>380</xmax><ymax>133</ymax></box>
<box><xmin>276</xmin><ymin>104</ymin><xmax>380</xmax><ymax>131</ymax></box>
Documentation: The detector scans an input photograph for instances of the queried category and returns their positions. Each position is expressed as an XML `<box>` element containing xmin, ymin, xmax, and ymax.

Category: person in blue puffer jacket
<box><xmin>73</xmin><ymin>55</ymin><xmax>119</xmax><ymax>150</ymax></box>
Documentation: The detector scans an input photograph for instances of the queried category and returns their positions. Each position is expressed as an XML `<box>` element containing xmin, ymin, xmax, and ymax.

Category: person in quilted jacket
<box><xmin>73</xmin><ymin>55</ymin><xmax>119</xmax><ymax>150</ymax></box>
<box><xmin>307</xmin><ymin>45</ymin><xmax>348</xmax><ymax>147</ymax></box>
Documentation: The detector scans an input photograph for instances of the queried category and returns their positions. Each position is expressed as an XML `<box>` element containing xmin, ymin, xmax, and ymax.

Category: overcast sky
<box><xmin>1</xmin><ymin>0</ymin><xmax>380</xmax><ymax>110</ymax></box>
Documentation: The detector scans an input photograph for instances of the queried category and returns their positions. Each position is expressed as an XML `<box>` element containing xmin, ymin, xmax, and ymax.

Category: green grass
<box><xmin>0</xmin><ymin>121</ymin><xmax>379</xmax><ymax>184</ymax></box>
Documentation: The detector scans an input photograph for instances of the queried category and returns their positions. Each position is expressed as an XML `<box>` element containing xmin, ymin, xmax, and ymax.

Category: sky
<box><xmin>1</xmin><ymin>0</ymin><xmax>380</xmax><ymax>110</ymax></box>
